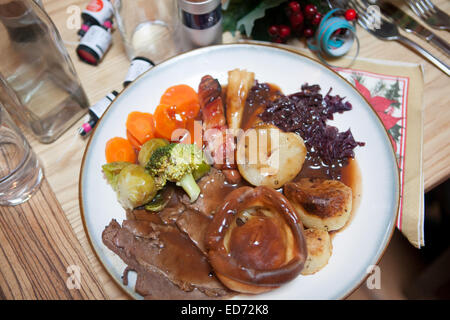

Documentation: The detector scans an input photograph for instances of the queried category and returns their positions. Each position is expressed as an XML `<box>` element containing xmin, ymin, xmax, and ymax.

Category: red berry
<box><xmin>279</xmin><ymin>25</ymin><xmax>291</xmax><ymax>38</ymax></box>
<box><xmin>345</xmin><ymin>9</ymin><xmax>357</xmax><ymax>21</ymax></box>
<box><xmin>311</xmin><ymin>13</ymin><xmax>322</xmax><ymax>25</ymax></box>
<box><xmin>290</xmin><ymin>11</ymin><xmax>304</xmax><ymax>27</ymax></box>
<box><xmin>303</xmin><ymin>28</ymin><xmax>314</xmax><ymax>38</ymax></box>
<box><xmin>268</xmin><ymin>25</ymin><xmax>279</xmax><ymax>36</ymax></box>
<box><xmin>288</xmin><ymin>1</ymin><xmax>301</xmax><ymax>13</ymax></box>
<box><xmin>304</xmin><ymin>4</ymin><xmax>317</xmax><ymax>19</ymax></box>
<box><xmin>274</xmin><ymin>37</ymin><xmax>284</xmax><ymax>43</ymax></box>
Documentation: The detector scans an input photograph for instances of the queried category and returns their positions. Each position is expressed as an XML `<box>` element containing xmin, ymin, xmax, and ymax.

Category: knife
<box><xmin>378</xmin><ymin>1</ymin><xmax>450</xmax><ymax>56</ymax></box>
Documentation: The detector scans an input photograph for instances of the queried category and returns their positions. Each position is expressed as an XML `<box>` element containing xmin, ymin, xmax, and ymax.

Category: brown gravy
<box><xmin>241</xmin><ymin>82</ymin><xmax>282</xmax><ymax>130</ymax></box>
<box><xmin>335</xmin><ymin>159</ymin><xmax>362</xmax><ymax>233</ymax></box>
<box><xmin>236</xmin><ymin>82</ymin><xmax>362</xmax><ymax>234</ymax></box>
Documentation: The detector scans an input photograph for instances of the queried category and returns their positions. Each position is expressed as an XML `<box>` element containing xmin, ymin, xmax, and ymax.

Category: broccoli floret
<box><xmin>146</xmin><ymin>143</ymin><xmax>210</xmax><ymax>202</ymax></box>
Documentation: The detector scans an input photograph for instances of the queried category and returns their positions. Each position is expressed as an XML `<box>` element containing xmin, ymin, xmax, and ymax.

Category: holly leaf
<box><xmin>222</xmin><ymin>0</ymin><xmax>260</xmax><ymax>34</ymax></box>
<box><xmin>251</xmin><ymin>5</ymin><xmax>288</xmax><ymax>41</ymax></box>
<box><xmin>236</xmin><ymin>0</ymin><xmax>287</xmax><ymax>36</ymax></box>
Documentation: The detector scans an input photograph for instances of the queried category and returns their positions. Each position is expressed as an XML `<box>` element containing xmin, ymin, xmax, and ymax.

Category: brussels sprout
<box><xmin>102</xmin><ymin>162</ymin><xmax>132</xmax><ymax>190</ymax></box>
<box><xmin>138</xmin><ymin>138</ymin><xmax>169</xmax><ymax>166</ymax></box>
<box><xmin>116</xmin><ymin>164</ymin><xmax>157</xmax><ymax>209</ymax></box>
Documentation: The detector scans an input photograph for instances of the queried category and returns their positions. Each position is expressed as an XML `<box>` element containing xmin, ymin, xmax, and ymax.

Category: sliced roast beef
<box><xmin>135</xmin><ymin>268</ymin><xmax>217</xmax><ymax>300</ymax></box>
<box><xmin>126</xmin><ymin>186</ymin><xmax>185</xmax><ymax>225</ymax></box>
<box><xmin>157</xmin><ymin>188</ymin><xmax>186</xmax><ymax>224</ymax></box>
<box><xmin>102</xmin><ymin>219</ymin><xmax>229</xmax><ymax>299</ymax></box>
<box><xmin>176</xmin><ymin>209</ymin><xmax>212</xmax><ymax>255</ymax></box>
<box><xmin>181</xmin><ymin>168</ymin><xmax>237</xmax><ymax>217</ymax></box>
<box><xmin>126</xmin><ymin>209</ymin><xmax>163</xmax><ymax>224</ymax></box>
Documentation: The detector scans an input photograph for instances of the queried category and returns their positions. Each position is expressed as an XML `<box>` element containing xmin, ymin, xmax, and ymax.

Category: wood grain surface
<box><xmin>0</xmin><ymin>0</ymin><xmax>448</xmax><ymax>300</ymax></box>
<box><xmin>0</xmin><ymin>179</ymin><xmax>107</xmax><ymax>299</ymax></box>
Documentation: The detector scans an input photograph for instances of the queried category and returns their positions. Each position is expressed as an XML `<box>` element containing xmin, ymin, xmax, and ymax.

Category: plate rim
<box><xmin>78</xmin><ymin>42</ymin><xmax>400</xmax><ymax>300</ymax></box>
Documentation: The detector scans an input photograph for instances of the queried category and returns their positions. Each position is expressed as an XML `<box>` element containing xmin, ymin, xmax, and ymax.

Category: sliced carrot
<box><xmin>127</xmin><ymin>129</ymin><xmax>142</xmax><ymax>151</ymax></box>
<box><xmin>178</xmin><ymin>118</ymin><xmax>203</xmax><ymax>146</ymax></box>
<box><xmin>105</xmin><ymin>137</ymin><xmax>136</xmax><ymax>163</ymax></box>
<box><xmin>178</xmin><ymin>118</ymin><xmax>194</xmax><ymax>144</ymax></box>
<box><xmin>160</xmin><ymin>84</ymin><xmax>200</xmax><ymax>120</ymax></box>
<box><xmin>153</xmin><ymin>104</ymin><xmax>185</xmax><ymax>141</ymax></box>
<box><xmin>126</xmin><ymin>111</ymin><xmax>155</xmax><ymax>146</ymax></box>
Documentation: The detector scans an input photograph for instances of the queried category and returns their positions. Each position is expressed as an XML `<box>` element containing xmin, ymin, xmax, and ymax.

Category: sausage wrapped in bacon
<box><xmin>198</xmin><ymin>75</ymin><xmax>240</xmax><ymax>183</ymax></box>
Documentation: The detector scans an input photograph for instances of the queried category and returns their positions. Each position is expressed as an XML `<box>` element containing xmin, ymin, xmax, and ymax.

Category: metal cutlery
<box><xmin>379</xmin><ymin>1</ymin><xmax>450</xmax><ymax>56</ymax></box>
<box><xmin>406</xmin><ymin>0</ymin><xmax>450</xmax><ymax>31</ymax></box>
<box><xmin>348</xmin><ymin>0</ymin><xmax>450</xmax><ymax>76</ymax></box>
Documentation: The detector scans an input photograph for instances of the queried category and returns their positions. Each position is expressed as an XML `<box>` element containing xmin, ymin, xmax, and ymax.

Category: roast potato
<box><xmin>284</xmin><ymin>179</ymin><xmax>353</xmax><ymax>231</ymax></box>
<box><xmin>301</xmin><ymin>228</ymin><xmax>332</xmax><ymax>275</ymax></box>
<box><xmin>236</xmin><ymin>125</ymin><xmax>306</xmax><ymax>188</ymax></box>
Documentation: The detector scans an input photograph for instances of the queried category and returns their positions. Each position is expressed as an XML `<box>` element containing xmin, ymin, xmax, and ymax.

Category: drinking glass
<box><xmin>0</xmin><ymin>104</ymin><xmax>43</xmax><ymax>206</ymax></box>
<box><xmin>113</xmin><ymin>0</ymin><xmax>179</xmax><ymax>63</ymax></box>
<box><xmin>0</xmin><ymin>0</ymin><xmax>89</xmax><ymax>144</ymax></box>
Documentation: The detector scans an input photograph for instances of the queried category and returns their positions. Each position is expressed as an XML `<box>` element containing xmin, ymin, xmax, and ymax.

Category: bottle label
<box><xmin>124</xmin><ymin>59</ymin><xmax>154</xmax><ymax>85</ymax></box>
<box><xmin>86</xmin><ymin>0</ymin><xmax>104</xmax><ymax>12</ymax></box>
<box><xmin>182</xmin><ymin>17</ymin><xmax>222</xmax><ymax>47</ymax></box>
<box><xmin>90</xmin><ymin>91</ymin><xmax>117</xmax><ymax>118</ymax></box>
<box><xmin>181</xmin><ymin>5</ymin><xmax>222</xmax><ymax>30</ymax></box>
<box><xmin>83</xmin><ymin>0</ymin><xmax>114</xmax><ymax>25</ymax></box>
<box><xmin>79</xmin><ymin>25</ymin><xmax>112</xmax><ymax>59</ymax></box>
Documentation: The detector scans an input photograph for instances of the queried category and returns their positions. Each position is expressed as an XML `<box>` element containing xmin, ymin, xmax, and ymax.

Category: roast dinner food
<box><xmin>100</xmin><ymin>69</ymin><xmax>364</xmax><ymax>299</ymax></box>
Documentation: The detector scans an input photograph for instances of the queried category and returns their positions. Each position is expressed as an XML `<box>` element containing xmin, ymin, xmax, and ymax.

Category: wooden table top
<box><xmin>2</xmin><ymin>0</ymin><xmax>449</xmax><ymax>300</ymax></box>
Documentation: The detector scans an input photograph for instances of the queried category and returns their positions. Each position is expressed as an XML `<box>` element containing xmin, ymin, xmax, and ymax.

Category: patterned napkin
<box><xmin>231</xmin><ymin>39</ymin><xmax>425</xmax><ymax>248</ymax></box>
<box><xmin>331</xmin><ymin>58</ymin><xmax>425</xmax><ymax>248</ymax></box>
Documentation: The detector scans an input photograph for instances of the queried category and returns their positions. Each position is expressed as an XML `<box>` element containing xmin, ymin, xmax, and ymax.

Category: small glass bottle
<box><xmin>78</xmin><ymin>0</ymin><xmax>114</xmax><ymax>37</ymax></box>
<box><xmin>76</xmin><ymin>20</ymin><xmax>113</xmax><ymax>65</ymax></box>
<box><xmin>79</xmin><ymin>90</ymin><xmax>118</xmax><ymax>136</ymax></box>
<box><xmin>123</xmin><ymin>56</ymin><xmax>154</xmax><ymax>87</ymax></box>
<box><xmin>0</xmin><ymin>0</ymin><xmax>89</xmax><ymax>143</ymax></box>
<box><xmin>79</xmin><ymin>57</ymin><xmax>154</xmax><ymax>136</ymax></box>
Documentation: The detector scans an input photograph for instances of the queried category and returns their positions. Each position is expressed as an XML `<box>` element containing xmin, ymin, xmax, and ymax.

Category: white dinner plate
<box><xmin>79</xmin><ymin>43</ymin><xmax>399</xmax><ymax>300</ymax></box>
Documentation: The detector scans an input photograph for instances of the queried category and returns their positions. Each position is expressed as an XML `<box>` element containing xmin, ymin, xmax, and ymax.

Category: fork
<box><xmin>349</xmin><ymin>0</ymin><xmax>450</xmax><ymax>76</ymax></box>
<box><xmin>406</xmin><ymin>0</ymin><xmax>450</xmax><ymax>31</ymax></box>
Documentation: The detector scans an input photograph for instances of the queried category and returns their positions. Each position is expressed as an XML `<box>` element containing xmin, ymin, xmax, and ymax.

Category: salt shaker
<box><xmin>178</xmin><ymin>0</ymin><xmax>222</xmax><ymax>49</ymax></box>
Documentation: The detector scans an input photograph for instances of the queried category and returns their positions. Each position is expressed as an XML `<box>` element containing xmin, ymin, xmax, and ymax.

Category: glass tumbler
<box><xmin>0</xmin><ymin>0</ymin><xmax>89</xmax><ymax>144</ymax></box>
<box><xmin>113</xmin><ymin>0</ymin><xmax>179</xmax><ymax>63</ymax></box>
<box><xmin>0</xmin><ymin>104</ymin><xmax>43</xmax><ymax>206</ymax></box>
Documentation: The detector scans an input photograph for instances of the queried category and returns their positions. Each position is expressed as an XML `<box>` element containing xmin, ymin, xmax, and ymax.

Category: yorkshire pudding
<box><xmin>205</xmin><ymin>186</ymin><xmax>307</xmax><ymax>294</ymax></box>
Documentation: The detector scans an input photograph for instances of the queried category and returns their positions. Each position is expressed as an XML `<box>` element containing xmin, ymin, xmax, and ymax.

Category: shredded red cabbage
<box><xmin>260</xmin><ymin>83</ymin><xmax>365</xmax><ymax>168</ymax></box>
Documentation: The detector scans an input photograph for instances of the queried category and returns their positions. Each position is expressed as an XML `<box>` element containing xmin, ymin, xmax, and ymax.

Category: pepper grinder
<box><xmin>178</xmin><ymin>0</ymin><xmax>222</xmax><ymax>49</ymax></box>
